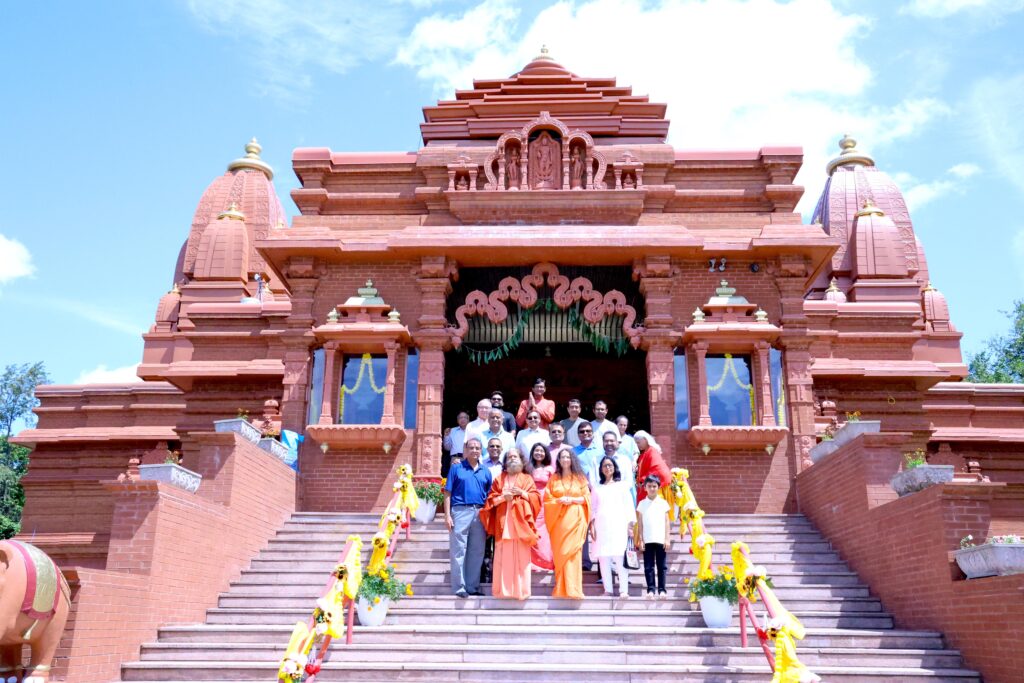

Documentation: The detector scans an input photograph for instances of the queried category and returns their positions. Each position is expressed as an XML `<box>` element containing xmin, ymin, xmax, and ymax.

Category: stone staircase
<box><xmin>120</xmin><ymin>512</ymin><xmax>982</xmax><ymax>682</ymax></box>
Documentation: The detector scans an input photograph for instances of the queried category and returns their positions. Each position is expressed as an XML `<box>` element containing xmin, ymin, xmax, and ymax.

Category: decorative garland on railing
<box><xmin>459</xmin><ymin>297</ymin><xmax>631</xmax><ymax>365</ymax></box>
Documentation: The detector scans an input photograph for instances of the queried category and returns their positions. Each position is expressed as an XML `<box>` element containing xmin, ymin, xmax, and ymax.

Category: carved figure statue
<box><xmin>569</xmin><ymin>145</ymin><xmax>584</xmax><ymax>189</ymax></box>
<box><xmin>506</xmin><ymin>147</ymin><xmax>521</xmax><ymax>190</ymax></box>
<box><xmin>456</xmin><ymin>175</ymin><xmax>469</xmax><ymax>191</ymax></box>
<box><xmin>529</xmin><ymin>132</ymin><xmax>560</xmax><ymax>190</ymax></box>
<box><xmin>623</xmin><ymin>172</ymin><xmax>636</xmax><ymax>189</ymax></box>
<box><xmin>0</xmin><ymin>541</ymin><xmax>71</xmax><ymax>683</ymax></box>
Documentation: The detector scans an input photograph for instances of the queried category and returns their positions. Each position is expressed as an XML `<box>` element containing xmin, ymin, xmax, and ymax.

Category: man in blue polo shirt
<box><xmin>444</xmin><ymin>436</ymin><xmax>492</xmax><ymax>598</ymax></box>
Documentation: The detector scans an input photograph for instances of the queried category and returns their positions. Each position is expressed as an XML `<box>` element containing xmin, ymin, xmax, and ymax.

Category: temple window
<box><xmin>306</xmin><ymin>347</ymin><xmax>325</xmax><ymax>425</ymax></box>
<box><xmin>706</xmin><ymin>353</ymin><xmax>754</xmax><ymax>426</ymax></box>
<box><xmin>338</xmin><ymin>353</ymin><xmax>387</xmax><ymax>424</ymax></box>
<box><xmin>673</xmin><ymin>349</ymin><xmax>691</xmax><ymax>430</ymax></box>
<box><xmin>403</xmin><ymin>348</ymin><xmax>419</xmax><ymax>429</ymax></box>
<box><xmin>769</xmin><ymin>347</ymin><xmax>787</xmax><ymax>427</ymax></box>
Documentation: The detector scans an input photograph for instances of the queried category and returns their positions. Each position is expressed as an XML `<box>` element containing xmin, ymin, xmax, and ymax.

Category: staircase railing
<box><xmin>670</xmin><ymin>467</ymin><xmax>820</xmax><ymax>682</ymax></box>
<box><xmin>277</xmin><ymin>464</ymin><xmax>419</xmax><ymax>683</ymax></box>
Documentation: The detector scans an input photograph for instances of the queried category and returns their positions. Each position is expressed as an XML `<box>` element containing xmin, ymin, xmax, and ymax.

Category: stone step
<box><xmin>137</xmin><ymin>641</ymin><xmax>965</xmax><ymax>668</ymax></box>
<box><xmin>204</xmin><ymin>607</ymin><xmax>895</xmax><ymax>629</ymax></box>
<box><xmin>231</xmin><ymin>571</ymin><xmax>871</xmax><ymax>598</ymax></box>
<box><xmin>156</xmin><ymin>623</ymin><xmax>948</xmax><ymax>650</ymax></box>
<box><xmin>118</xmin><ymin>661</ymin><xmax>981</xmax><ymax>682</ymax></box>
<box><xmin>270</xmin><ymin>530</ymin><xmax>828</xmax><ymax>543</ymax></box>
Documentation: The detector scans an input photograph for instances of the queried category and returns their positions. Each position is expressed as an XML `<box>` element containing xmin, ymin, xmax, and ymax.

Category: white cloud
<box><xmin>0</xmin><ymin>233</ymin><xmax>35</xmax><ymax>285</ymax></box>
<box><xmin>74</xmin><ymin>363</ymin><xmax>142</xmax><ymax>385</ymax></box>
<box><xmin>967</xmin><ymin>73</ymin><xmax>1024</xmax><ymax>194</ymax></box>
<box><xmin>7</xmin><ymin>294</ymin><xmax>145</xmax><ymax>336</ymax></box>
<box><xmin>901</xmin><ymin>0</ymin><xmax>1024</xmax><ymax>18</ymax></box>
<box><xmin>397</xmin><ymin>0</ymin><xmax>951</xmax><ymax>217</ymax></box>
<box><xmin>184</xmin><ymin>0</ymin><xmax>417</xmax><ymax>99</ymax></box>
<box><xmin>892</xmin><ymin>163</ymin><xmax>982</xmax><ymax>211</ymax></box>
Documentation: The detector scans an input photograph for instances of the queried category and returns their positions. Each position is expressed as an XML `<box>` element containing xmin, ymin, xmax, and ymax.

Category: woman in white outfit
<box><xmin>589</xmin><ymin>455</ymin><xmax>635</xmax><ymax>598</ymax></box>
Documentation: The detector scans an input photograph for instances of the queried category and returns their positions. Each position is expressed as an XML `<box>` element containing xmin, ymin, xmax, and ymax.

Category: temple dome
<box><xmin>851</xmin><ymin>200</ymin><xmax>908</xmax><ymax>279</ymax></box>
<box><xmin>922</xmin><ymin>282</ymin><xmax>955</xmax><ymax>332</ymax></box>
<box><xmin>182</xmin><ymin>139</ymin><xmax>287</xmax><ymax>283</ymax></box>
<box><xmin>192</xmin><ymin>204</ymin><xmax>250</xmax><ymax>281</ymax></box>
<box><xmin>515</xmin><ymin>46</ymin><xmax>575</xmax><ymax>77</ymax></box>
<box><xmin>811</xmin><ymin>136</ymin><xmax>919</xmax><ymax>278</ymax></box>
<box><xmin>150</xmin><ymin>283</ymin><xmax>181</xmax><ymax>333</ymax></box>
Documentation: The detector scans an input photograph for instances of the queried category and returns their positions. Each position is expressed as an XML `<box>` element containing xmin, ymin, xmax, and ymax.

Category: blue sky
<box><xmin>1</xmin><ymin>0</ymin><xmax>1023</xmax><ymax>391</ymax></box>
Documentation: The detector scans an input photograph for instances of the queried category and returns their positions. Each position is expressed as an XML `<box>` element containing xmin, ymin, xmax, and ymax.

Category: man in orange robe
<box><xmin>480</xmin><ymin>450</ymin><xmax>541</xmax><ymax>600</ymax></box>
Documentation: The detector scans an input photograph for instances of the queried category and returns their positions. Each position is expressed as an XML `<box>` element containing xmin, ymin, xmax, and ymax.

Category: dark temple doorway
<box><xmin>442</xmin><ymin>264</ymin><xmax>650</xmax><ymax>432</ymax></box>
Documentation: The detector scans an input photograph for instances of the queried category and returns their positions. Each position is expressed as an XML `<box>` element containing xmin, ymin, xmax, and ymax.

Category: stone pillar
<box><xmin>382</xmin><ymin>341</ymin><xmax>398</xmax><ymax>423</ymax></box>
<box><xmin>755</xmin><ymin>341</ymin><xmax>776</xmax><ymax>427</ymax></box>
<box><xmin>414</xmin><ymin>256</ymin><xmax>456</xmax><ymax>477</ymax></box>
<box><xmin>774</xmin><ymin>260</ymin><xmax>817</xmax><ymax>474</ymax></box>
<box><xmin>279</xmin><ymin>259</ymin><xmax>319</xmax><ymax>431</ymax></box>
<box><xmin>635</xmin><ymin>255</ymin><xmax>678</xmax><ymax>462</ymax></box>
<box><xmin>319</xmin><ymin>342</ymin><xmax>338</xmax><ymax>425</ymax></box>
<box><xmin>693</xmin><ymin>342</ymin><xmax>711</xmax><ymax>426</ymax></box>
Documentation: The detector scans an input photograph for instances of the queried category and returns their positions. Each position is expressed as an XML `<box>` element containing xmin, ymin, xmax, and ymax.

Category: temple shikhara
<box><xmin>14</xmin><ymin>51</ymin><xmax>1024</xmax><ymax>682</ymax></box>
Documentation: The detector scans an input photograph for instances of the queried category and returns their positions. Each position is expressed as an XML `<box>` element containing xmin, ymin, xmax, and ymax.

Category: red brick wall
<box><xmin>312</xmin><ymin>262</ymin><xmax>422</xmax><ymax>329</ymax></box>
<box><xmin>299</xmin><ymin>432</ymin><xmax>413</xmax><ymax>512</ymax></box>
<box><xmin>673</xmin><ymin>437</ymin><xmax>795</xmax><ymax>513</ymax></box>
<box><xmin>53</xmin><ymin>433</ymin><xmax>295</xmax><ymax>682</ymax></box>
<box><xmin>796</xmin><ymin>433</ymin><xmax>1024</xmax><ymax>683</ymax></box>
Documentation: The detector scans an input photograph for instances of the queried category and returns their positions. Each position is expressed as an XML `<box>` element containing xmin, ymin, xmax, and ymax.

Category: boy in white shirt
<box><xmin>636</xmin><ymin>474</ymin><xmax>671</xmax><ymax>599</ymax></box>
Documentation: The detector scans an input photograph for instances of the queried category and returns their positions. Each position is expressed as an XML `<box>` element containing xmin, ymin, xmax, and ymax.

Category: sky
<box><xmin>1</xmin><ymin>0</ymin><xmax>1023</xmax><ymax>393</ymax></box>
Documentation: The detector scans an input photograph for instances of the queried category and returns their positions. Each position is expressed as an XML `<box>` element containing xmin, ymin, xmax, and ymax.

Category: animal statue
<box><xmin>0</xmin><ymin>541</ymin><xmax>71</xmax><ymax>683</ymax></box>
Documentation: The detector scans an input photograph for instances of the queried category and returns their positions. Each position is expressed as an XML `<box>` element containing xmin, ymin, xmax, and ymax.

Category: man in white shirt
<box><xmin>591</xmin><ymin>400</ymin><xmax>618</xmax><ymax>443</ymax></box>
<box><xmin>442</xmin><ymin>411</ymin><xmax>470</xmax><ymax>478</ymax></box>
<box><xmin>465</xmin><ymin>399</ymin><xmax>492</xmax><ymax>447</ymax></box>
<box><xmin>479</xmin><ymin>409</ymin><xmax>515</xmax><ymax>459</ymax></box>
<box><xmin>560</xmin><ymin>398</ymin><xmax>586</xmax><ymax>447</ymax></box>
<box><xmin>515</xmin><ymin>408</ymin><xmax>551</xmax><ymax>455</ymax></box>
<box><xmin>615</xmin><ymin>414</ymin><xmax>640</xmax><ymax>464</ymax></box>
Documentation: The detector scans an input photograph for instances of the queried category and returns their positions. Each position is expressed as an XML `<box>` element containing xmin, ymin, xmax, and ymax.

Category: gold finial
<box><xmin>855</xmin><ymin>198</ymin><xmax>885</xmax><ymax>218</ymax></box>
<box><xmin>534</xmin><ymin>44</ymin><xmax>553</xmax><ymax>61</ymax></box>
<box><xmin>826</xmin><ymin>277</ymin><xmax>840</xmax><ymax>292</ymax></box>
<box><xmin>826</xmin><ymin>133</ymin><xmax>875</xmax><ymax>175</ymax></box>
<box><xmin>923</xmin><ymin>281</ymin><xmax>936</xmax><ymax>292</ymax></box>
<box><xmin>170</xmin><ymin>282</ymin><xmax>181</xmax><ymax>295</ymax></box>
<box><xmin>227</xmin><ymin>137</ymin><xmax>274</xmax><ymax>180</ymax></box>
<box><xmin>218</xmin><ymin>202</ymin><xmax>246</xmax><ymax>221</ymax></box>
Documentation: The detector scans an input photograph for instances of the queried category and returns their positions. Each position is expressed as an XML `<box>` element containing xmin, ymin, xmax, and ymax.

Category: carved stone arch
<box><xmin>519</xmin><ymin>111</ymin><xmax>571</xmax><ymax>141</ymax></box>
<box><xmin>486</xmin><ymin>130</ymin><xmax>526</xmax><ymax>191</ymax></box>
<box><xmin>448</xmin><ymin>262</ymin><xmax>644</xmax><ymax>348</ymax></box>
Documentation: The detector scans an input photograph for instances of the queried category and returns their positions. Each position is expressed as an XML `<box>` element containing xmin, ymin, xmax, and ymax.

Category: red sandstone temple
<box><xmin>15</xmin><ymin>52</ymin><xmax>1024</xmax><ymax>682</ymax></box>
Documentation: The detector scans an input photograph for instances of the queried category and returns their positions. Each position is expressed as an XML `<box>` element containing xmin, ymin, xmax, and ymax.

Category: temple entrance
<box><xmin>442</xmin><ymin>344</ymin><xmax>650</xmax><ymax>429</ymax></box>
<box><xmin>442</xmin><ymin>263</ymin><xmax>649</xmax><ymax>431</ymax></box>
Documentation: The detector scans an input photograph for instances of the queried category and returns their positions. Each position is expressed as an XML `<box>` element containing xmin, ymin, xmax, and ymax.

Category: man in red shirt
<box><xmin>516</xmin><ymin>377</ymin><xmax>556</xmax><ymax>429</ymax></box>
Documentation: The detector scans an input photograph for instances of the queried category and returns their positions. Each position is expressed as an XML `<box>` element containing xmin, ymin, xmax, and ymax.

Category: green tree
<box><xmin>0</xmin><ymin>362</ymin><xmax>50</xmax><ymax>538</ymax></box>
<box><xmin>968</xmin><ymin>300</ymin><xmax>1024</xmax><ymax>383</ymax></box>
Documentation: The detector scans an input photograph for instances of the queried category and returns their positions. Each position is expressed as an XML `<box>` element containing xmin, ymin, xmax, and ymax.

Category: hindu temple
<box><xmin>14</xmin><ymin>50</ymin><xmax>1024</xmax><ymax>682</ymax></box>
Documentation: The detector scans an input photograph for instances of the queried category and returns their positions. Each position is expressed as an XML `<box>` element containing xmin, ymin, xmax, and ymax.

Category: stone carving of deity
<box><xmin>569</xmin><ymin>145</ymin><xmax>584</xmax><ymax>190</ymax></box>
<box><xmin>529</xmin><ymin>131</ymin><xmax>561</xmax><ymax>190</ymax></box>
<box><xmin>506</xmin><ymin>147</ymin><xmax>521</xmax><ymax>190</ymax></box>
<box><xmin>623</xmin><ymin>172</ymin><xmax>636</xmax><ymax>189</ymax></box>
<box><xmin>456</xmin><ymin>175</ymin><xmax>469</xmax><ymax>191</ymax></box>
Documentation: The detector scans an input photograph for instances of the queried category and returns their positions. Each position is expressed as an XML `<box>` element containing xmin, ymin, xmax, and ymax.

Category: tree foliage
<box><xmin>968</xmin><ymin>300</ymin><xmax>1024</xmax><ymax>384</ymax></box>
<box><xmin>0</xmin><ymin>362</ymin><xmax>50</xmax><ymax>539</ymax></box>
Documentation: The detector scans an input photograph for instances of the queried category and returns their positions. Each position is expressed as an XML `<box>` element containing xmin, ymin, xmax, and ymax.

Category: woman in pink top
<box><xmin>526</xmin><ymin>442</ymin><xmax>556</xmax><ymax>570</ymax></box>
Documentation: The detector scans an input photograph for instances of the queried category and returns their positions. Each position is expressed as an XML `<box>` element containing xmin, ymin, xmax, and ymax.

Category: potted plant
<box><xmin>890</xmin><ymin>449</ymin><xmax>954</xmax><ymax>497</ymax></box>
<box><xmin>355</xmin><ymin>564</ymin><xmax>412</xmax><ymax>627</ymax></box>
<box><xmin>955</xmin><ymin>534</ymin><xmax>1024</xmax><ymax>579</ymax></box>
<box><xmin>213</xmin><ymin>409</ymin><xmax>261</xmax><ymax>444</ymax></box>
<box><xmin>413</xmin><ymin>479</ymin><xmax>444</xmax><ymax>524</ymax></box>
<box><xmin>686</xmin><ymin>567</ymin><xmax>739</xmax><ymax>628</ymax></box>
<box><xmin>137</xmin><ymin>449</ymin><xmax>203</xmax><ymax>493</ymax></box>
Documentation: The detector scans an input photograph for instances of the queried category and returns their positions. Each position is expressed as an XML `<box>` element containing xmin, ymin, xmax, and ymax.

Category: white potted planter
<box><xmin>214</xmin><ymin>418</ymin><xmax>261</xmax><ymax>444</ymax></box>
<box><xmin>698</xmin><ymin>596</ymin><xmax>733</xmax><ymax>628</ymax></box>
<box><xmin>890</xmin><ymin>464</ymin><xmax>954</xmax><ymax>497</ymax></box>
<box><xmin>258</xmin><ymin>437</ymin><xmax>291</xmax><ymax>463</ymax></box>
<box><xmin>955</xmin><ymin>542</ymin><xmax>1024</xmax><ymax>579</ymax></box>
<box><xmin>414</xmin><ymin>500</ymin><xmax>437</xmax><ymax>524</ymax></box>
<box><xmin>356</xmin><ymin>597</ymin><xmax>390</xmax><ymax>627</ymax></box>
<box><xmin>138</xmin><ymin>463</ymin><xmax>202</xmax><ymax>493</ymax></box>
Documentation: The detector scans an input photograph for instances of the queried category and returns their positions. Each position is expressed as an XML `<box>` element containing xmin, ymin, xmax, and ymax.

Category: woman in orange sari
<box><xmin>480</xmin><ymin>449</ymin><xmax>541</xmax><ymax>600</ymax></box>
<box><xmin>544</xmin><ymin>446</ymin><xmax>591</xmax><ymax>599</ymax></box>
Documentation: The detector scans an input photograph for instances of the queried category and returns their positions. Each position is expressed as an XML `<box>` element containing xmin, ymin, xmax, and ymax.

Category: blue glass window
<box><xmin>770</xmin><ymin>348</ymin><xmax>787</xmax><ymax>427</ymax></box>
<box><xmin>404</xmin><ymin>349</ymin><xmax>419</xmax><ymax>429</ymax></box>
<box><xmin>339</xmin><ymin>354</ymin><xmax>387</xmax><ymax>424</ymax></box>
<box><xmin>706</xmin><ymin>354</ymin><xmax>754</xmax><ymax>426</ymax></box>
<box><xmin>673</xmin><ymin>350</ymin><xmax>690</xmax><ymax>430</ymax></box>
<box><xmin>306</xmin><ymin>347</ymin><xmax>325</xmax><ymax>425</ymax></box>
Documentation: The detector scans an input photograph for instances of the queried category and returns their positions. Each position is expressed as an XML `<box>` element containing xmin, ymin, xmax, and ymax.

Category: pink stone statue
<box><xmin>529</xmin><ymin>132</ymin><xmax>560</xmax><ymax>190</ymax></box>
<box><xmin>569</xmin><ymin>145</ymin><xmax>584</xmax><ymax>190</ymax></box>
<box><xmin>0</xmin><ymin>541</ymin><xmax>71</xmax><ymax>683</ymax></box>
<box><xmin>623</xmin><ymin>172</ymin><xmax>636</xmax><ymax>189</ymax></box>
<box><xmin>506</xmin><ymin>147</ymin><xmax>521</xmax><ymax>190</ymax></box>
